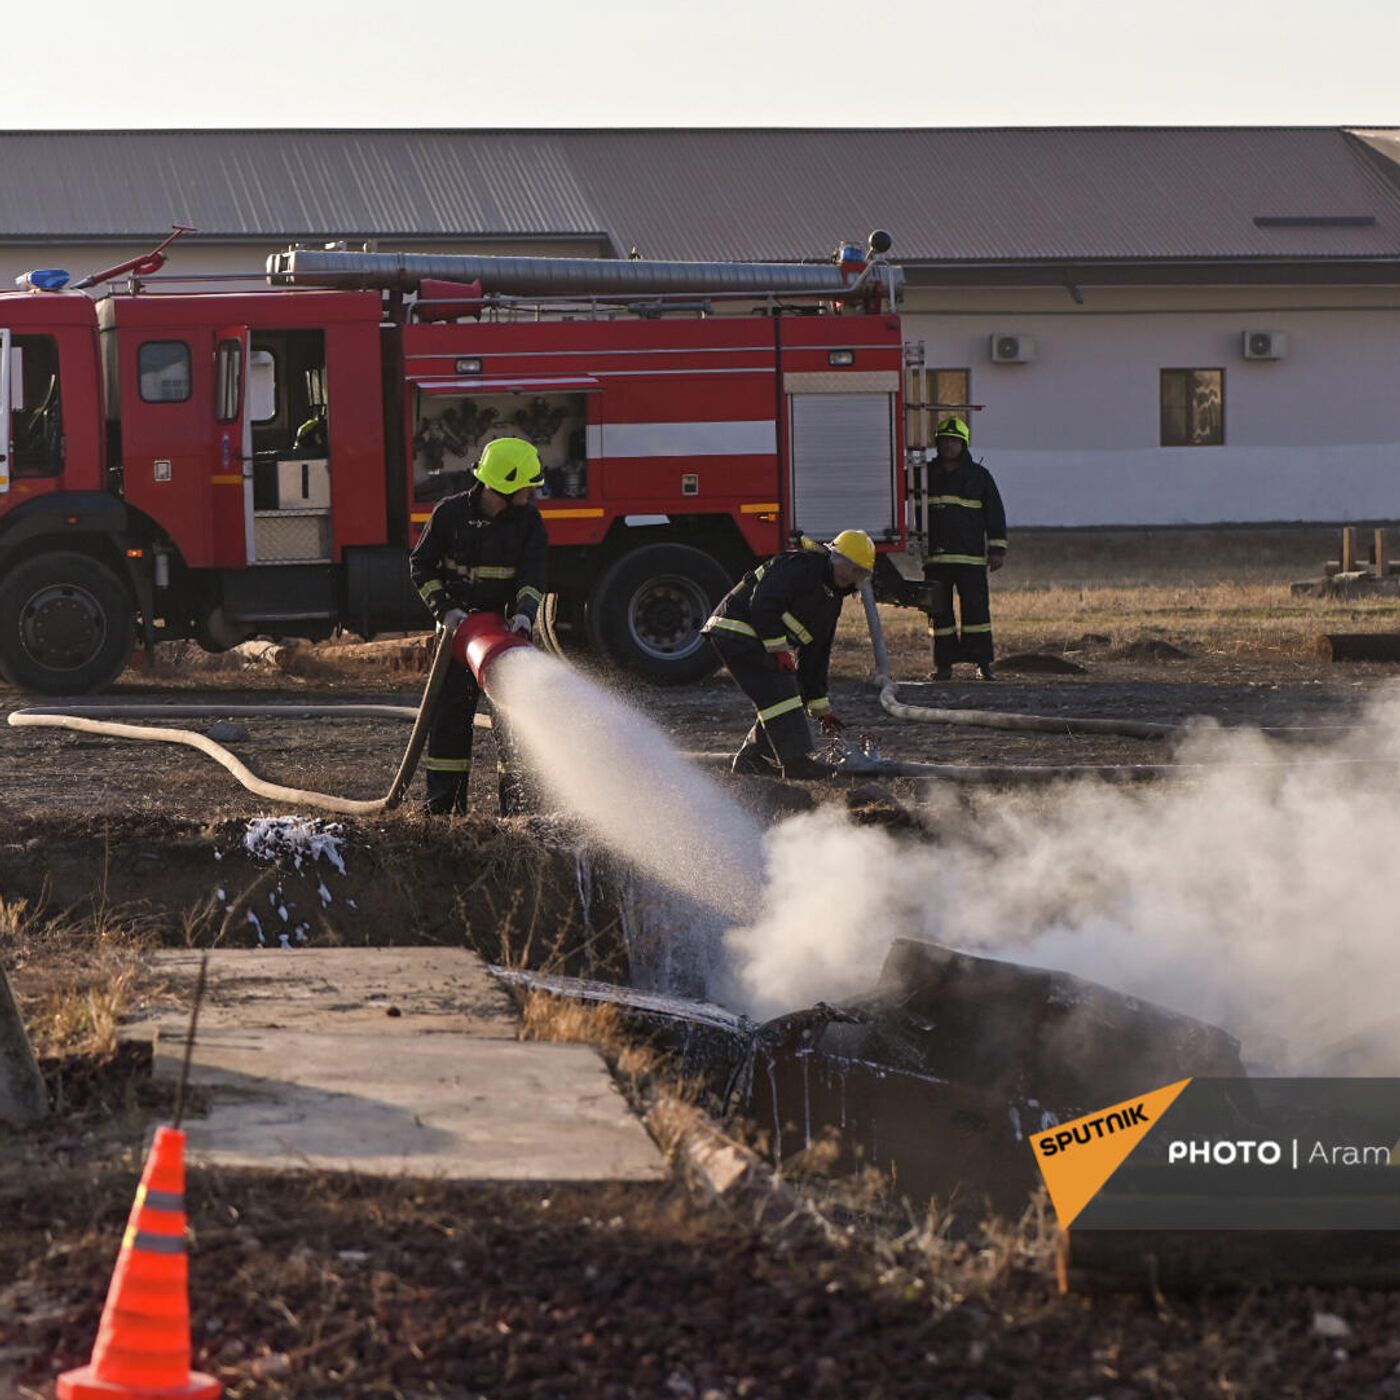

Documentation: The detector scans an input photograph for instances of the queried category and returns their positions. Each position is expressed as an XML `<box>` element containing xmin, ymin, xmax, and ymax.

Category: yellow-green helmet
<box><xmin>475</xmin><ymin>437</ymin><xmax>543</xmax><ymax>494</ymax></box>
<box><xmin>935</xmin><ymin>415</ymin><xmax>970</xmax><ymax>443</ymax></box>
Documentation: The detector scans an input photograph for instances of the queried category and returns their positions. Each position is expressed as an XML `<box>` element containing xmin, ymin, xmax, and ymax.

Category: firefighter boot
<box><xmin>780</xmin><ymin>753</ymin><xmax>832</xmax><ymax>781</ymax></box>
<box><xmin>731</xmin><ymin>725</ymin><xmax>781</xmax><ymax>776</ymax></box>
<box><xmin>423</xmin><ymin>769</ymin><xmax>470</xmax><ymax>816</ymax></box>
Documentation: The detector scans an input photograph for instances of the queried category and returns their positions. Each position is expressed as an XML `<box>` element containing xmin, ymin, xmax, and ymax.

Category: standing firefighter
<box><xmin>704</xmin><ymin>531</ymin><xmax>875</xmax><ymax>779</ymax></box>
<box><xmin>410</xmin><ymin>437</ymin><xmax>548</xmax><ymax>815</ymax></box>
<box><xmin>924</xmin><ymin>416</ymin><xmax>1008</xmax><ymax>680</ymax></box>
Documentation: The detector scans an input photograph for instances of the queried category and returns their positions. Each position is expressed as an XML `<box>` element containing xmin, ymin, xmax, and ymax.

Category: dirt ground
<box><xmin>1</xmin><ymin>581</ymin><xmax>1397</xmax><ymax>820</ymax></box>
<box><xmin>4</xmin><ymin>580</ymin><xmax>1400</xmax><ymax>1398</ymax></box>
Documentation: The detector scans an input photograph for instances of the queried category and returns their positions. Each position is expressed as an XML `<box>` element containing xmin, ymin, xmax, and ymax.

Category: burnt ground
<box><xmin>4</xmin><ymin>603</ymin><xmax>1400</xmax><ymax>1397</ymax></box>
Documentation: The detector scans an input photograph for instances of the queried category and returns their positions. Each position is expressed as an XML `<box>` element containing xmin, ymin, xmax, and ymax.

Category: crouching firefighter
<box><xmin>409</xmin><ymin>437</ymin><xmax>548</xmax><ymax>816</ymax></box>
<box><xmin>703</xmin><ymin>530</ymin><xmax>875</xmax><ymax>779</ymax></box>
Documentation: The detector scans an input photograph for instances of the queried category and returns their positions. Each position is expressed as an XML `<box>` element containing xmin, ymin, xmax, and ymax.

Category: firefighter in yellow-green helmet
<box><xmin>409</xmin><ymin>437</ymin><xmax>549</xmax><ymax>815</ymax></box>
<box><xmin>924</xmin><ymin>416</ymin><xmax>1008</xmax><ymax>681</ymax></box>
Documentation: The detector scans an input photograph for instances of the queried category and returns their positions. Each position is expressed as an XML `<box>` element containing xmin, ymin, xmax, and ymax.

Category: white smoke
<box><xmin>723</xmin><ymin>688</ymin><xmax>1400</xmax><ymax>1074</ymax></box>
<box><xmin>491</xmin><ymin>643</ymin><xmax>1400</xmax><ymax>1074</ymax></box>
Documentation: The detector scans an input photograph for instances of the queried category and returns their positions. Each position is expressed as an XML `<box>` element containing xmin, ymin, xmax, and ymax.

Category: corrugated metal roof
<box><xmin>563</xmin><ymin>128</ymin><xmax>1400</xmax><ymax>263</ymax></box>
<box><xmin>0</xmin><ymin>131</ymin><xmax>606</xmax><ymax>239</ymax></box>
<box><xmin>0</xmin><ymin>127</ymin><xmax>1397</xmax><ymax>263</ymax></box>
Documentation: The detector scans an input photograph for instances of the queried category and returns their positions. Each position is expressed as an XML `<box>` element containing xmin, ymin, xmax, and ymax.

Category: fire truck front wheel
<box><xmin>0</xmin><ymin>551</ymin><xmax>136</xmax><ymax>694</ymax></box>
<box><xmin>589</xmin><ymin>543</ymin><xmax>730</xmax><ymax>684</ymax></box>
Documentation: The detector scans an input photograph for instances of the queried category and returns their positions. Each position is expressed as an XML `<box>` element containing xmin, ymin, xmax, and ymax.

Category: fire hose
<box><xmin>5</xmin><ymin>614</ymin><xmax>531</xmax><ymax>816</ymax></box>
<box><xmin>842</xmin><ymin>583</ymin><xmax>1386</xmax><ymax>784</ymax></box>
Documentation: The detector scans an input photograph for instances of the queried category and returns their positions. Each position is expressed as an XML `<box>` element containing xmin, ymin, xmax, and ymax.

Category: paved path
<box><xmin>125</xmin><ymin>948</ymin><xmax>667</xmax><ymax>1182</ymax></box>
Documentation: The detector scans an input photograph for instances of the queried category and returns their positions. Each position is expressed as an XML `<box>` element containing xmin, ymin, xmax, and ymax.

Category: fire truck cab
<box><xmin>0</xmin><ymin>236</ymin><xmax>934</xmax><ymax>694</ymax></box>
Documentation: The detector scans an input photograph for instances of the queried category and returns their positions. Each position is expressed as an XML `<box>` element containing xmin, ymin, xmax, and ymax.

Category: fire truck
<box><xmin>0</xmin><ymin>230</ymin><xmax>939</xmax><ymax>694</ymax></box>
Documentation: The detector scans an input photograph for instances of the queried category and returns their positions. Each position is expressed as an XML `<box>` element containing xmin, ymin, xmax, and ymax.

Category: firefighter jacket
<box><xmin>704</xmin><ymin>546</ymin><xmax>854</xmax><ymax>716</ymax></box>
<box><xmin>409</xmin><ymin>484</ymin><xmax>548</xmax><ymax>625</ymax></box>
<box><xmin>927</xmin><ymin>447</ymin><xmax>1008</xmax><ymax>566</ymax></box>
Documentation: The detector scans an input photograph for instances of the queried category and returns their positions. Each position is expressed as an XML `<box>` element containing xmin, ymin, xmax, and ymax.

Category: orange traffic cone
<box><xmin>57</xmin><ymin>1125</ymin><xmax>221</xmax><ymax>1399</ymax></box>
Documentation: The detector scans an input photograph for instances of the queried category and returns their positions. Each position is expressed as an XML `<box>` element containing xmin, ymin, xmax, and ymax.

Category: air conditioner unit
<box><xmin>1243</xmin><ymin>329</ymin><xmax>1287</xmax><ymax>360</ymax></box>
<box><xmin>990</xmin><ymin>332</ymin><xmax>1036</xmax><ymax>364</ymax></box>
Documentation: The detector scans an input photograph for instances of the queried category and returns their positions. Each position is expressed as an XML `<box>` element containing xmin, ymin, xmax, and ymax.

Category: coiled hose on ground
<box><xmin>6</xmin><ymin>628</ymin><xmax>458</xmax><ymax>816</ymax></box>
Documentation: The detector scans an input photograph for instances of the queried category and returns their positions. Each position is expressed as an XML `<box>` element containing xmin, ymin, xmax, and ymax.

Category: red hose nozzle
<box><xmin>451</xmin><ymin>611</ymin><xmax>532</xmax><ymax>690</ymax></box>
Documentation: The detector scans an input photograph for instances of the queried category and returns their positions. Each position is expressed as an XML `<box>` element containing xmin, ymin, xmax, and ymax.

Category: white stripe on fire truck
<box><xmin>584</xmin><ymin>421</ymin><xmax>775</xmax><ymax>459</ymax></box>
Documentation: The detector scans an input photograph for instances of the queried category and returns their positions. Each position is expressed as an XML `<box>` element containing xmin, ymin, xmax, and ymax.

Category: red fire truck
<box><xmin>0</xmin><ymin>231</ymin><xmax>937</xmax><ymax>694</ymax></box>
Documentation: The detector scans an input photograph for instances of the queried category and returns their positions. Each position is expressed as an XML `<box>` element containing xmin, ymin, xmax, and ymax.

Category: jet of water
<box><xmin>488</xmin><ymin>648</ymin><xmax>766</xmax><ymax>921</ymax></box>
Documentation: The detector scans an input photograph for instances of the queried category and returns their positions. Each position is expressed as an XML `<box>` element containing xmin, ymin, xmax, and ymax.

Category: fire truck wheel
<box><xmin>0</xmin><ymin>551</ymin><xmax>137</xmax><ymax>695</ymax></box>
<box><xmin>589</xmin><ymin>543</ymin><xmax>730</xmax><ymax>684</ymax></box>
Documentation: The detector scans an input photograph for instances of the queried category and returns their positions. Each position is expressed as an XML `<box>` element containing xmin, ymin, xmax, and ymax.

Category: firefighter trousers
<box><xmin>925</xmin><ymin>562</ymin><xmax>994</xmax><ymax>668</ymax></box>
<box><xmin>425</xmin><ymin>657</ymin><xmax>530</xmax><ymax>815</ymax></box>
<box><xmin>708</xmin><ymin>635</ymin><xmax>814</xmax><ymax>766</ymax></box>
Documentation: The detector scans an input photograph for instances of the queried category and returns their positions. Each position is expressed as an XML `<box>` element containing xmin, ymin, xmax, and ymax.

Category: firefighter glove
<box><xmin>441</xmin><ymin>607</ymin><xmax>468</xmax><ymax>633</ymax></box>
<box><xmin>509</xmin><ymin>613</ymin><xmax>533</xmax><ymax>637</ymax></box>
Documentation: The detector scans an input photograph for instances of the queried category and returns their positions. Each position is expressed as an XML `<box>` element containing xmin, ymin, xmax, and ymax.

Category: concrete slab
<box><xmin>128</xmin><ymin>947</ymin><xmax>519</xmax><ymax>1039</ymax></box>
<box><xmin>126</xmin><ymin>949</ymin><xmax>667</xmax><ymax>1183</ymax></box>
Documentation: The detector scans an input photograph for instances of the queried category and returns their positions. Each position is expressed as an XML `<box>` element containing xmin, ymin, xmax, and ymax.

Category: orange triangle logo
<box><xmin>1030</xmin><ymin>1079</ymin><xmax>1192</xmax><ymax>1228</ymax></box>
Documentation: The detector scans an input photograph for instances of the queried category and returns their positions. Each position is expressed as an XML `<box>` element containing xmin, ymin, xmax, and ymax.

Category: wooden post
<box><xmin>1374</xmin><ymin>528</ymin><xmax>1388</xmax><ymax>580</ymax></box>
<box><xmin>1341</xmin><ymin>526</ymin><xmax>1356</xmax><ymax>574</ymax></box>
<box><xmin>0</xmin><ymin>962</ymin><xmax>47</xmax><ymax>1127</ymax></box>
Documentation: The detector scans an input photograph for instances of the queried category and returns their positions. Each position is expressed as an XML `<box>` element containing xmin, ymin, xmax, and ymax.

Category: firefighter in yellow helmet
<box><xmin>409</xmin><ymin>436</ymin><xmax>549</xmax><ymax>815</ymax></box>
<box><xmin>703</xmin><ymin>530</ymin><xmax>875</xmax><ymax>779</ymax></box>
<box><xmin>925</xmin><ymin>416</ymin><xmax>1008</xmax><ymax>680</ymax></box>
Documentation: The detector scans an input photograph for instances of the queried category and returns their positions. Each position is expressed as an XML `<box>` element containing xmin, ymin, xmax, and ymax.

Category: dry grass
<box><xmin>518</xmin><ymin>990</ymin><xmax>674</xmax><ymax>1092</ymax></box>
<box><xmin>0</xmin><ymin>892</ymin><xmax>157</xmax><ymax>1060</ymax></box>
<box><xmin>838</xmin><ymin>581</ymin><xmax>1400</xmax><ymax>668</ymax></box>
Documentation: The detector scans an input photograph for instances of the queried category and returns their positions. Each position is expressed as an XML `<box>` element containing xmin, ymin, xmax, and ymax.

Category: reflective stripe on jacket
<box><xmin>409</xmin><ymin>484</ymin><xmax>548</xmax><ymax>623</ymax></box>
<box><xmin>928</xmin><ymin>449</ymin><xmax>1008</xmax><ymax>565</ymax></box>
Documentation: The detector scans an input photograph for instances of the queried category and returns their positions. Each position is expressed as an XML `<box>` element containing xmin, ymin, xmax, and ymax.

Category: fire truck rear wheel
<box><xmin>0</xmin><ymin>551</ymin><xmax>137</xmax><ymax>695</ymax></box>
<box><xmin>589</xmin><ymin>543</ymin><xmax>730</xmax><ymax>684</ymax></box>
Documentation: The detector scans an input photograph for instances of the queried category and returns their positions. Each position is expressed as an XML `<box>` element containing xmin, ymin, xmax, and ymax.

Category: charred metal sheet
<box><xmin>491</xmin><ymin>941</ymin><xmax>1246</xmax><ymax>1218</ymax></box>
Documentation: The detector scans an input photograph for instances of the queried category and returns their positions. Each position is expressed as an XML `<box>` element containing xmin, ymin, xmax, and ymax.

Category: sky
<box><xmin>8</xmin><ymin>0</ymin><xmax>1398</xmax><ymax>129</ymax></box>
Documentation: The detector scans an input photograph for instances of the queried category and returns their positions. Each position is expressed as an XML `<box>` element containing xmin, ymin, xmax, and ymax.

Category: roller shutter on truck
<box><xmin>786</xmin><ymin>372</ymin><xmax>900</xmax><ymax>541</ymax></box>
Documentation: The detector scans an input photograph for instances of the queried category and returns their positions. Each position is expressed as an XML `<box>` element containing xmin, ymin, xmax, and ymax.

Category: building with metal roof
<box><xmin>1</xmin><ymin>126</ymin><xmax>1397</xmax><ymax>267</ymax></box>
<box><xmin>2</xmin><ymin>127</ymin><xmax>1398</xmax><ymax>532</ymax></box>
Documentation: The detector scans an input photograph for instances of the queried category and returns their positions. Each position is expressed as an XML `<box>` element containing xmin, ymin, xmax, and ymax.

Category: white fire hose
<box><xmin>6</xmin><ymin>629</ymin><xmax>460</xmax><ymax>816</ymax></box>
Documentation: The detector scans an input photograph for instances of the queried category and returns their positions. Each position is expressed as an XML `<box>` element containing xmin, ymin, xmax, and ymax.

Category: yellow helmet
<box><xmin>828</xmin><ymin>529</ymin><xmax>876</xmax><ymax>574</ymax></box>
<box><xmin>935</xmin><ymin>415</ymin><xmax>970</xmax><ymax>443</ymax></box>
<box><xmin>475</xmin><ymin>437</ymin><xmax>543</xmax><ymax>494</ymax></box>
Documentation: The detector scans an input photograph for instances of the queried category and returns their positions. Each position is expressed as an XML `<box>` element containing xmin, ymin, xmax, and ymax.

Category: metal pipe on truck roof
<box><xmin>267</xmin><ymin>247</ymin><xmax>900</xmax><ymax>300</ymax></box>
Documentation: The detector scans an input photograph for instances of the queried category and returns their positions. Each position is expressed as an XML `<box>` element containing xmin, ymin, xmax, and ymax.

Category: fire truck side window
<box><xmin>11</xmin><ymin>335</ymin><xmax>63</xmax><ymax>477</ymax></box>
<box><xmin>413</xmin><ymin>391</ymin><xmax>588</xmax><ymax>503</ymax></box>
<box><xmin>216</xmin><ymin>340</ymin><xmax>243</xmax><ymax>422</ymax></box>
<box><xmin>138</xmin><ymin>341</ymin><xmax>192</xmax><ymax>403</ymax></box>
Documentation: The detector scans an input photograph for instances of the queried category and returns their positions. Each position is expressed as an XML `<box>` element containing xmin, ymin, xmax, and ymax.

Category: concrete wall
<box><xmin>904</xmin><ymin>286</ymin><xmax>1400</xmax><ymax>528</ymax></box>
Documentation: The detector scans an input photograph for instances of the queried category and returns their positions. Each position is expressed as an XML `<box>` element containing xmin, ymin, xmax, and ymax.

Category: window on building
<box><xmin>1161</xmin><ymin>368</ymin><xmax>1224</xmax><ymax>446</ymax></box>
<box><xmin>216</xmin><ymin>339</ymin><xmax>243</xmax><ymax>423</ymax></box>
<box><xmin>907</xmin><ymin>367</ymin><xmax>971</xmax><ymax>448</ymax></box>
<box><xmin>138</xmin><ymin>341</ymin><xmax>192</xmax><ymax>403</ymax></box>
<box><xmin>10</xmin><ymin>335</ymin><xmax>64</xmax><ymax>476</ymax></box>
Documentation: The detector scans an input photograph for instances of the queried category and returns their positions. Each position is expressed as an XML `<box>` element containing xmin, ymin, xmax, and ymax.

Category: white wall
<box><xmin>905</xmin><ymin>290</ymin><xmax>1400</xmax><ymax>526</ymax></box>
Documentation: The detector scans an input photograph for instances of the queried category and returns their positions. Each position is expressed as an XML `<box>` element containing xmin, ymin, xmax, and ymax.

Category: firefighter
<box><xmin>703</xmin><ymin>530</ymin><xmax>875</xmax><ymax>779</ymax></box>
<box><xmin>924</xmin><ymin>416</ymin><xmax>1008</xmax><ymax>680</ymax></box>
<box><xmin>409</xmin><ymin>436</ymin><xmax>548</xmax><ymax>816</ymax></box>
